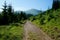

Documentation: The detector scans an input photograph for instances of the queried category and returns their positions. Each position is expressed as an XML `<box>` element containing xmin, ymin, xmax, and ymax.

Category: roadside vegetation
<box><xmin>30</xmin><ymin>0</ymin><xmax>60</xmax><ymax>40</ymax></box>
<box><xmin>0</xmin><ymin>1</ymin><xmax>29</xmax><ymax>40</ymax></box>
<box><xmin>0</xmin><ymin>23</ymin><xmax>23</xmax><ymax>40</ymax></box>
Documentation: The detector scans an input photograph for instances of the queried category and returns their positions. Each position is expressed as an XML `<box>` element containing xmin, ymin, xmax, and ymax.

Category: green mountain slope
<box><xmin>30</xmin><ymin>9</ymin><xmax>60</xmax><ymax>40</ymax></box>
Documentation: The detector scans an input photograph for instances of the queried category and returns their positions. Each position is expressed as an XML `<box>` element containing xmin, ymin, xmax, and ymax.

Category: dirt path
<box><xmin>23</xmin><ymin>21</ymin><xmax>53</xmax><ymax>40</ymax></box>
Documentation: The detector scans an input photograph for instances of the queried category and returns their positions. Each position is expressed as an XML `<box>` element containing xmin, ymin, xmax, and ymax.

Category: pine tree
<box><xmin>52</xmin><ymin>0</ymin><xmax>60</xmax><ymax>10</ymax></box>
<box><xmin>2</xmin><ymin>1</ymin><xmax>8</xmax><ymax>24</ymax></box>
<box><xmin>7</xmin><ymin>4</ymin><xmax>13</xmax><ymax>23</ymax></box>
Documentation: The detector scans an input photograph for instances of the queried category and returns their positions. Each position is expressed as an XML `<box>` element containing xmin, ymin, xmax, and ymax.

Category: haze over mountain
<box><xmin>25</xmin><ymin>9</ymin><xmax>42</xmax><ymax>15</ymax></box>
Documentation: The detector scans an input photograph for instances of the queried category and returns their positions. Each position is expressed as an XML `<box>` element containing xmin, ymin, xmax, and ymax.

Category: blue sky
<box><xmin>0</xmin><ymin>0</ymin><xmax>53</xmax><ymax>11</ymax></box>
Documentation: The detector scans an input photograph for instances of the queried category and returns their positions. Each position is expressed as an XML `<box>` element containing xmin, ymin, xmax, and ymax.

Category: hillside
<box><xmin>30</xmin><ymin>9</ymin><xmax>60</xmax><ymax>40</ymax></box>
<box><xmin>25</xmin><ymin>9</ymin><xmax>42</xmax><ymax>15</ymax></box>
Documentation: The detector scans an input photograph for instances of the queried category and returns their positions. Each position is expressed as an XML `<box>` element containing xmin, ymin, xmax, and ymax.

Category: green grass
<box><xmin>0</xmin><ymin>23</ymin><xmax>23</xmax><ymax>40</ymax></box>
<box><xmin>32</xmin><ymin>19</ymin><xmax>60</xmax><ymax>40</ymax></box>
<box><xmin>28</xmin><ymin>32</ymin><xmax>40</xmax><ymax>40</ymax></box>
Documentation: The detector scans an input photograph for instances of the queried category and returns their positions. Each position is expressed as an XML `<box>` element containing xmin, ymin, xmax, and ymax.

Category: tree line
<box><xmin>0</xmin><ymin>1</ymin><xmax>32</xmax><ymax>25</ymax></box>
<box><xmin>0</xmin><ymin>0</ymin><xmax>60</xmax><ymax>25</ymax></box>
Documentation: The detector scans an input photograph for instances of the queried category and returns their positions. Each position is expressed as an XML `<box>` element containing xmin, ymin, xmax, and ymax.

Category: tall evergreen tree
<box><xmin>2</xmin><ymin>1</ymin><xmax>8</xmax><ymax>24</ymax></box>
<box><xmin>7</xmin><ymin>4</ymin><xmax>13</xmax><ymax>23</ymax></box>
<box><xmin>52</xmin><ymin>0</ymin><xmax>60</xmax><ymax>10</ymax></box>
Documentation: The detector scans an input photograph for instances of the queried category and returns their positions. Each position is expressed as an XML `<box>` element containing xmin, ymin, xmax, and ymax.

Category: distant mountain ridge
<box><xmin>15</xmin><ymin>9</ymin><xmax>42</xmax><ymax>15</ymax></box>
<box><xmin>25</xmin><ymin>9</ymin><xmax>42</xmax><ymax>15</ymax></box>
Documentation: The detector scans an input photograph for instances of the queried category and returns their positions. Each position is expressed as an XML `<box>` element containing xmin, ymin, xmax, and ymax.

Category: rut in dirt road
<box><xmin>23</xmin><ymin>21</ymin><xmax>53</xmax><ymax>40</ymax></box>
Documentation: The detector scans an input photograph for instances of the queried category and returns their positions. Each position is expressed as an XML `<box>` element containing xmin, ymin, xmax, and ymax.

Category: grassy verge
<box><xmin>28</xmin><ymin>32</ymin><xmax>40</xmax><ymax>40</ymax></box>
<box><xmin>32</xmin><ymin>20</ymin><xmax>60</xmax><ymax>40</ymax></box>
<box><xmin>0</xmin><ymin>23</ymin><xmax>23</xmax><ymax>40</ymax></box>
